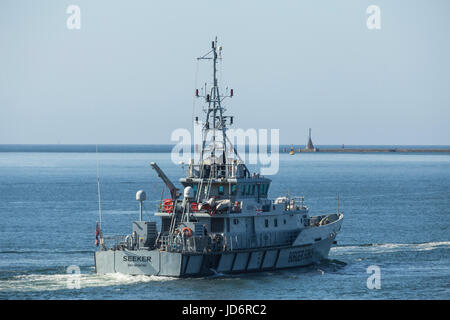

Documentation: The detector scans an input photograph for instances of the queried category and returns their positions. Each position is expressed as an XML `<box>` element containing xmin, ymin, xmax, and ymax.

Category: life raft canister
<box><xmin>190</xmin><ymin>202</ymin><xmax>199</xmax><ymax>212</ymax></box>
<box><xmin>182</xmin><ymin>227</ymin><xmax>193</xmax><ymax>237</ymax></box>
<box><xmin>162</xmin><ymin>198</ymin><xmax>174</xmax><ymax>213</ymax></box>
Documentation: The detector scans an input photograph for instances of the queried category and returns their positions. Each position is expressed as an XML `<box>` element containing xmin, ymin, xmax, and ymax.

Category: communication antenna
<box><xmin>96</xmin><ymin>144</ymin><xmax>103</xmax><ymax>230</ymax></box>
<box><xmin>337</xmin><ymin>193</ymin><xmax>340</xmax><ymax>214</ymax></box>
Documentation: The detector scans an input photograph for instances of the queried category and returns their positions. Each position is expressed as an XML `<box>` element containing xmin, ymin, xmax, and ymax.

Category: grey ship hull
<box><xmin>95</xmin><ymin>236</ymin><xmax>336</xmax><ymax>277</ymax></box>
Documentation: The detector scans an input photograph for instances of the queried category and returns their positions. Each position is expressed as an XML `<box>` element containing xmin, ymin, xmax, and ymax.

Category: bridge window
<box><xmin>265</xmin><ymin>219</ymin><xmax>269</xmax><ymax>228</ymax></box>
<box><xmin>233</xmin><ymin>218</ymin><xmax>239</xmax><ymax>225</ymax></box>
<box><xmin>246</xmin><ymin>184</ymin><xmax>251</xmax><ymax>195</ymax></box>
<box><xmin>274</xmin><ymin>219</ymin><xmax>278</xmax><ymax>227</ymax></box>
<box><xmin>218</xmin><ymin>185</ymin><xmax>224</xmax><ymax>195</ymax></box>
<box><xmin>251</xmin><ymin>184</ymin><xmax>255</xmax><ymax>195</ymax></box>
<box><xmin>231</xmin><ymin>185</ymin><xmax>237</xmax><ymax>195</ymax></box>
<box><xmin>242</xmin><ymin>185</ymin><xmax>246</xmax><ymax>195</ymax></box>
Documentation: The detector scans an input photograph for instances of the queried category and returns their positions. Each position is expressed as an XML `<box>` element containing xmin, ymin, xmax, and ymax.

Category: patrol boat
<box><xmin>94</xmin><ymin>39</ymin><xmax>344</xmax><ymax>277</ymax></box>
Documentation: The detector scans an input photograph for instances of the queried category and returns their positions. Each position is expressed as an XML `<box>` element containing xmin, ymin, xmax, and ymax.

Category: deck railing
<box><xmin>158</xmin><ymin>234</ymin><xmax>260</xmax><ymax>253</ymax></box>
<box><xmin>101</xmin><ymin>235</ymin><xmax>128</xmax><ymax>250</ymax></box>
<box><xmin>158</xmin><ymin>234</ymin><xmax>217</xmax><ymax>253</ymax></box>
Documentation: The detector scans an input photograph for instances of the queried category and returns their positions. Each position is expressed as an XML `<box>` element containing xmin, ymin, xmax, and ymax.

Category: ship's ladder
<box><xmin>169</xmin><ymin>200</ymin><xmax>190</xmax><ymax>234</ymax></box>
<box><xmin>195</xmin><ymin>175</ymin><xmax>213</xmax><ymax>204</ymax></box>
<box><xmin>172</xmin><ymin>211</ymin><xmax>183</xmax><ymax>231</ymax></box>
<box><xmin>205</xmin><ymin>176</ymin><xmax>213</xmax><ymax>200</ymax></box>
<box><xmin>169</xmin><ymin>204</ymin><xmax>182</xmax><ymax>234</ymax></box>
<box><xmin>196</xmin><ymin>177</ymin><xmax>204</xmax><ymax>203</ymax></box>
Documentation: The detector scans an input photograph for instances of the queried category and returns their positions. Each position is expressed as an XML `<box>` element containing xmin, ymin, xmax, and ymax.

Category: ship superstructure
<box><xmin>94</xmin><ymin>39</ymin><xmax>343</xmax><ymax>277</ymax></box>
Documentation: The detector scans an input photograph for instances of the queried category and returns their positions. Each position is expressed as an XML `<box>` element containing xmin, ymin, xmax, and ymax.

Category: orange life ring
<box><xmin>162</xmin><ymin>198</ymin><xmax>174</xmax><ymax>213</ymax></box>
<box><xmin>182</xmin><ymin>227</ymin><xmax>192</xmax><ymax>237</ymax></box>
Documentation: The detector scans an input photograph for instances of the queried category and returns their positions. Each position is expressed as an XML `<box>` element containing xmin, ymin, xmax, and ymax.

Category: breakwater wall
<box><xmin>283</xmin><ymin>148</ymin><xmax>450</xmax><ymax>153</ymax></box>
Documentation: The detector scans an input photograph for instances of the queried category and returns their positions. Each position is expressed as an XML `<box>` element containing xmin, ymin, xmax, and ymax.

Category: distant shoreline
<box><xmin>1</xmin><ymin>144</ymin><xmax>450</xmax><ymax>153</ymax></box>
<box><xmin>284</xmin><ymin>148</ymin><xmax>450</xmax><ymax>153</ymax></box>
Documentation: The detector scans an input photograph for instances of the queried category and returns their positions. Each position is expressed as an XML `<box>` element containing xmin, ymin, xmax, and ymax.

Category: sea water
<box><xmin>0</xmin><ymin>148</ymin><xmax>449</xmax><ymax>299</ymax></box>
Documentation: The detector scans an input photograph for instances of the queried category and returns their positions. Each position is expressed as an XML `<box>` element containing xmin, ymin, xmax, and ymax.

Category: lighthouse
<box><xmin>306</xmin><ymin>128</ymin><xmax>315</xmax><ymax>151</ymax></box>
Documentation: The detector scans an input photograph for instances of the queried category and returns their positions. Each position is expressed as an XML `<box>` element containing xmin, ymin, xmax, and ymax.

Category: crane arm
<box><xmin>150</xmin><ymin>162</ymin><xmax>180</xmax><ymax>199</ymax></box>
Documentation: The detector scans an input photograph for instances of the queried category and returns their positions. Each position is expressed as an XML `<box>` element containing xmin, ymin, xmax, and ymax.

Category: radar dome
<box><xmin>184</xmin><ymin>186</ymin><xmax>194</xmax><ymax>199</ymax></box>
<box><xmin>136</xmin><ymin>190</ymin><xmax>146</xmax><ymax>201</ymax></box>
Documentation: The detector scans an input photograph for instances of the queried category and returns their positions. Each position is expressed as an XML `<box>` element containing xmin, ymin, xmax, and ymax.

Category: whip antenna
<box><xmin>96</xmin><ymin>144</ymin><xmax>103</xmax><ymax>231</ymax></box>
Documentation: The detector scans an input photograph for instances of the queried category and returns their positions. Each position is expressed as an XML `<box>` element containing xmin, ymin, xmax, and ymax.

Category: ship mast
<box><xmin>196</xmin><ymin>37</ymin><xmax>232</xmax><ymax>178</ymax></box>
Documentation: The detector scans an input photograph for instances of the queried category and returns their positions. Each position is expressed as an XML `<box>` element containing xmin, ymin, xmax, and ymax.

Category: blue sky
<box><xmin>0</xmin><ymin>0</ymin><xmax>449</xmax><ymax>145</ymax></box>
